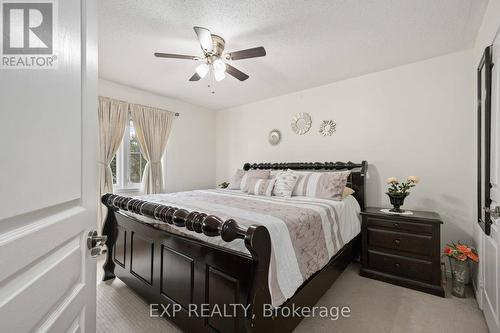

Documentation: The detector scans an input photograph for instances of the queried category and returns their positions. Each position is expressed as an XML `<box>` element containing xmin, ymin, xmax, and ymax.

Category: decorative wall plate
<box><xmin>268</xmin><ymin>129</ymin><xmax>281</xmax><ymax>145</ymax></box>
<box><xmin>319</xmin><ymin>120</ymin><xmax>336</xmax><ymax>136</ymax></box>
<box><xmin>291</xmin><ymin>112</ymin><xmax>312</xmax><ymax>135</ymax></box>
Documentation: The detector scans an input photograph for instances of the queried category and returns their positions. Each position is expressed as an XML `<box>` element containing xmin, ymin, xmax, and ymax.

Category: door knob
<box><xmin>91</xmin><ymin>247</ymin><xmax>107</xmax><ymax>257</ymax></box>
<box><xmin>483</xmin><ymin>206</ymin><xmax>500</xmax><ymax>219</ymax></box>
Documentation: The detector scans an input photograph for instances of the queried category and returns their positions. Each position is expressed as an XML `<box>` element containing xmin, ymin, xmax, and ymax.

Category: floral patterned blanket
<box><xmin>137</xmin><ymin>189</ymin><xmax>361</xmax><ymax>306</ymax></box>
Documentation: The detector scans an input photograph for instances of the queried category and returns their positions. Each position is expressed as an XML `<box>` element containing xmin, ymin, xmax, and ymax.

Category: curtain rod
<box><xmin>99</xmin><ymin>96</ymin><xmax>180</xmax><ymax>116</ymax></box>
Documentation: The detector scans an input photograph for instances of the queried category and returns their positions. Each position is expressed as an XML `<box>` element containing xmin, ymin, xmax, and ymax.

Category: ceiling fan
<box><xmin>154</xmin><ymin>26</ymin><xmax>266</xmax><ymax>84</ymax></box>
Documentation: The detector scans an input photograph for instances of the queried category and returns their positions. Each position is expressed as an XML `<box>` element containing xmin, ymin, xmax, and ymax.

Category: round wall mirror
<box><xmin>319</xmin><ymin>120</ymin><xmax>336</xmax><ymax>136</ymax></box>
<box><xmin>291</xmin><ymin>112</ymin><xmax>312</xmax><ymax>135</ymax></box>
<box><xmin>268</xmin><ymin>129</ymin><xmax>281</xmax><ymax>145</ymax></box>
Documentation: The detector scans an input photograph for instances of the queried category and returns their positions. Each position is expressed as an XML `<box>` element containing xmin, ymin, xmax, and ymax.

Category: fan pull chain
<box><xmin>209</xmin><ymin>64</ymin><xmax>215</xmax><ymax>94</ymax></box>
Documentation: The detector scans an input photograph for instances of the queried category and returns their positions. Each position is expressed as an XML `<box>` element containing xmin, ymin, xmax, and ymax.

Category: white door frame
<box><xmin>82</xmin><ymin>0</ymin><xmax>99</xmax><ymax>330</ymax></box>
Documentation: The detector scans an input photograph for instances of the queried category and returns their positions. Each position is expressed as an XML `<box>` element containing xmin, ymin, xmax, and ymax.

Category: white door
<box><xmin>0</xmin><ymin>0</ymin><xmax>98</xmax><ymax>332</ymax></box>
<box><xmin>481</xmin><ymin>34</ymin><xmax>500</xmax><ymax>333</ymax></box>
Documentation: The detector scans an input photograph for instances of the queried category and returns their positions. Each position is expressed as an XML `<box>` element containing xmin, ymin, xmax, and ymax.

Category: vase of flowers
<box><xmin>386</xmin><ymin>176</ymin><xmax>419</xmax><ymax>213</ymax></box>
<box><xmin>443</xmin><ymin>242</ymin><xmax>479</xmax><ymax>298</ymax></box>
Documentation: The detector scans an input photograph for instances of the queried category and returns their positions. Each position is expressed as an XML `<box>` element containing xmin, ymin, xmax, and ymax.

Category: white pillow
<box><xmin>270</xmin><ymin>170</ymin><xmax>283</xmax><ymax>178</ymax></box>
<box><xmin>227</xmin><ymin>169</ymin><xmax>246</xmax><ymax>190</ymax></box>
<box><xmin>272</xmin><ymin>171</ymin><xmax>299</xmax><ymax>197</ymax></box>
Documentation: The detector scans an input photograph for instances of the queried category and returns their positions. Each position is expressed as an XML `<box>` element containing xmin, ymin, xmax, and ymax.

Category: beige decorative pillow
<box><xmin>247</xmin><ymin>178</ymin><xmax>276</xmax><ymax>196</ymax></box>
<box><xmin>228</xmin><ymin>169</ymin><xmax>246</xmax><ymax>190</ymax></box>
<box><xmin>291</xmin><ymin>170</ymin><xmax>312</xmax><ymax>196</ymax></box>
<box><xmin>342</xmin><ymin>186</ymin><xmax>355</xmax><ymax>199</ymax></box>
<box><xmin>272</xmin><ymin>171</ymin><xmax>300</xmax><ymax>197</ymax></box>
<box><xmin>293</xmin><ymin>171</ymin><xmax>351</xmax><ymax>200</ymax></box>
<box><xmin>241</xmin><ymin>170</ymin><xmax>271</xmax><ymax>192</ymax></box>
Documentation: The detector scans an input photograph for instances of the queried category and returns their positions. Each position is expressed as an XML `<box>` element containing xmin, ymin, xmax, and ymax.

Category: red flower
<box><xmin>443</xmin><ymin>243</ymin><xmax>479</xmax><ymax>262</ymax></box>
<box><xmin>456</xmin><ymin>244</ymin><xmax>472</xmax><ymax>254</ymax></box>
<box><xmin>467</xmin><ymin>252</ymin><xmax>479</xmax><ymax>262</ymax></box>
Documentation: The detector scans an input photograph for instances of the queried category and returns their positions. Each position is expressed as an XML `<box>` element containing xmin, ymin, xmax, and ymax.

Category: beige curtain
<box><xmin>130</xmin><ymin>104</ymin><xmax>174</xmax><ymax>194</ymax></box>
<box><xmin>97</xmin><ymin>97</ymin><xmax>128</xmax><ymax>231</ymax></box>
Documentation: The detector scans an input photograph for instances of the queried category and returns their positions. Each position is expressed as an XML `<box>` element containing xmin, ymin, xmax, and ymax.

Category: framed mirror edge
<box><xmin>477</xmin><ymin>45</ymin><xmax>493</xmax><ymax>236</ymax></box>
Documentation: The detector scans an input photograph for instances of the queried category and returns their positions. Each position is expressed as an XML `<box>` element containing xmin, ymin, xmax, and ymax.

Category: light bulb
<box><xmin>214</xmin><ymin>70</ymin><xmax>226</xmax><ymax>82</ymax></box>
<box><xmin>195</xmin><ymin>63</ymin><xmax>209</xmax><ymax>78</ymax></box>
<box><xmin>213</xmin><ymin>59</ymin><xmax>226</xmax><ymax>72</ymax></box>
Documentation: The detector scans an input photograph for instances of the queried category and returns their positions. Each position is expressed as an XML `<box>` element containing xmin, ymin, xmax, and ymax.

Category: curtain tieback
<box><xmin>150</xmin><ymin>161</ymin><xmax>162</xmax><ymax>166</ymax></box>
<box><xmin>98</xmin><ymin>161</ymin><xmax>109</xmax><ymax>166</ymax></box>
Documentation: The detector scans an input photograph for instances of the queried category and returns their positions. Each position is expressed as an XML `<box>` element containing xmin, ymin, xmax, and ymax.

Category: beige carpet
<box><xmin>96</xmin><ymin>264</ymin><xmax>488</xmax><ymax>333</ymax></box>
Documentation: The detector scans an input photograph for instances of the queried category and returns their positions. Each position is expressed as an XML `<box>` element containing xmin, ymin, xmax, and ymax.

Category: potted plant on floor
<box><xmin>443</xmin><ymin>242</ymin><xmax>479</xmax><ymax>298</ymax></box>
<box><xmin>385</xmin><ymin>176</ymin><xmax>419</xmax><ymax>212</ymax></box>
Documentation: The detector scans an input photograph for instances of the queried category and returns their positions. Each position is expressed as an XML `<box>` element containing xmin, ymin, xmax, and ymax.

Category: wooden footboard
<box><xmin>101</xmin><ymin>193</ymin><xmax>359</xmax><ymax>333</ymax></box>
<box><xmin>101</xmin><ymin>193</ymin><xmax>272</xmax><ymax>333</ymax></box>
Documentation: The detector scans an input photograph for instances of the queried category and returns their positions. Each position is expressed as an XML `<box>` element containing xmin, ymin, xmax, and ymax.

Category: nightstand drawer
<box><xmin>360</xmin><ymin>207</ymin><xmax>444</xmax><ymax>297</ymax></box>
<box><xmin>366</xmin><ymin>217</ymin><xmax>433</xmax><ymax>235</ymax></box>
<box><xmin>368</xmin><ymin>228</ymin><xmax>433</xmax><ymax>256</ymax></box>
<box><xmin>368</xmin><ymin>250</ymin><xmax>433</xmax><ymax>282</ymax></box>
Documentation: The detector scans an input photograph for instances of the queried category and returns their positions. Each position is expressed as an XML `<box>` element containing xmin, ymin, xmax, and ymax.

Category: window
<box><xmin>112</xmin><ymin>120</ymin><xmax>148</xmax><ymax>190</ymax></box>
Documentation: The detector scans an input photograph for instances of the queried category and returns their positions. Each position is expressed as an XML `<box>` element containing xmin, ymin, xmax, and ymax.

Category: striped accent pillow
<box><xmin>241</xmin><ymin>170</ymin><xmax>271</xmax><ymax>192</ymax></box>
<box><xmin>247</xmin><ymin>178</ymin><xmax>276</xmax><ymax>196</ymax></box>
<box><xmin>272</xmin><ymin>171</ymin><xmax>299</xmax><ymax>197</ymax></box>
<box><xmin>228</xmin><ymin>169</ymin><xmax>246</xmax><ymax>190</ymax></box>
<box><xmin>292</xmin><ymin>171</ymin><xmax>351</xmax><ymax>200</ymax></box>
<box><xmin>291</xmin><ymin>171</ymin><xmax>312</xmax><ymax>196</ymax></box>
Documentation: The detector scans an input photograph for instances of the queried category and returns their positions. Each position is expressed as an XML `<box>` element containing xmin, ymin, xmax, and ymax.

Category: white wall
<box><xmin>216</xmin><ymin>50</ymin><xmax>475</xmax><ymax>246</ymax></box>
<box><xmin>99</xmin><ymin>79</ymin><xmax>216</xmax><ymax>193</ymax></box>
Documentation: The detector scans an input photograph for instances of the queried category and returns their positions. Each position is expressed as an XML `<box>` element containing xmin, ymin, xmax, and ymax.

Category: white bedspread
<box><xmin>135</xmin><ymin>189</ymin><xmax>361</xmax><ymax>306</ymax></box>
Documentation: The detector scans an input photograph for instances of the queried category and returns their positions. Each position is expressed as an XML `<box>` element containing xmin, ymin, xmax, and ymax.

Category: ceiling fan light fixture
<box><xmin>195</xmin><ymin>63</ymin><xmax>209</xmax><ymax>78</ymax></box>
<box><xmin>214</xmin><ymin>70</ymin><xmax>226</xmax><ymax>82</ymax></box>
<box><xmin>154</xmin><ymin>26</ymin><xmax>266</xmax><ymax>84</ymax></box>
<box><xmin>213</xmin><ymin>58</ymin><xmax>226</xmax><ymax>72</ymax></box>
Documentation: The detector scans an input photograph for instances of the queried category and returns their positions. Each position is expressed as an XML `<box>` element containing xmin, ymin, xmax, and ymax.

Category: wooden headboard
<box><xmin>243</xmin><ymin>161</ymin><xmax>368</xmax><ymax>210</ymax></box>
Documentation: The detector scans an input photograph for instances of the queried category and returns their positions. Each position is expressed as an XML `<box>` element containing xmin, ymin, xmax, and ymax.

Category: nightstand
<box><xmin>360</xmin><ymin>207</ymin><xmax>445</xmax><ymax>297</ymax></box>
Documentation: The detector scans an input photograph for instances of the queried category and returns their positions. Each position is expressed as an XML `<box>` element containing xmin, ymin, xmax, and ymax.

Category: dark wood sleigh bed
<box><xmin>101</xmin><ymin>161</ymin><xmax>367</xmax><ymax>333</ymax></box>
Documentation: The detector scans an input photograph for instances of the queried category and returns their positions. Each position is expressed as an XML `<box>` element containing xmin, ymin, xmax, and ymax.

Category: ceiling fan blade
<box><xmin>154</xmin><ymin>53</ymin><xmax>198</xmax><ymax>60</ymax></box>
<box><xmin>193</xmin><ymin>26</ymin><xmax>213</xmax><ymax>53</ymax></box>
<box><xmin>228</xmin><ymin>46</ymin><xmax>266</xmax><ymax>60</ymax></box>
<box><xmin>189</xmin><ymin>73</ymin><xmax>201</xmax><ymax>81</ymax></box>
<box><xmin>225</xmin><ymin>64</ymin><xmax>249</xmax><ymax>81</ymax></box>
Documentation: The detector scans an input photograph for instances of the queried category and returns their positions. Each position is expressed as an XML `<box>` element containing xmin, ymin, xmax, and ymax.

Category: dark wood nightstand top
<box><xmin>361</xmin><ymin>207</ymin><xmax>443</xmax><ymax>224</ymax></box>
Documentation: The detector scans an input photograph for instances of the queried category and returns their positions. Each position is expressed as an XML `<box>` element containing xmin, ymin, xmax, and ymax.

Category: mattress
<box><xmin>132</xmin><ymin>189</ymin><xmax>361</xmax><ymax>307</ymax></box>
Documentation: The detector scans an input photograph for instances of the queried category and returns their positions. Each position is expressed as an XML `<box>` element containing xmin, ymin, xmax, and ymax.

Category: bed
<box><xmin>101</xmin><ymin>161</ymin><xmax>367</xmax><ymax>333</ymax></box>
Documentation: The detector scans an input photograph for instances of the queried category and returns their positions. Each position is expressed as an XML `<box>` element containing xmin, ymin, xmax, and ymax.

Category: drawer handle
<box><xmin>393</xmin><ymin>239</ymin><xmax>401</xmax><ymax>245</ymax></box>
<box><xmin>394</xmin><ymin>223</ymin><xmax>399</xmax><ymax>228</ymax></box>
<box><xmin>394</xmin><ymin>263</ymin><xmax>401</xmax><ymax>268</ymax></box>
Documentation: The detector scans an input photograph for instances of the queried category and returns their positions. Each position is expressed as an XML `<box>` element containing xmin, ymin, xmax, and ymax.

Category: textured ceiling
<box><xmin>99</xmin><ymin>0</ymin><xmax>487</xmax><ymax>110</ymax></box>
